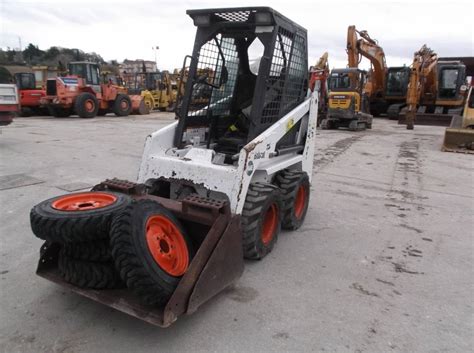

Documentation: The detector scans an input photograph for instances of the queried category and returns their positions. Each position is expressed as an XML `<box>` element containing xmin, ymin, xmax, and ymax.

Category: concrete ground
<box><xmin>0</xmin><ymin>113</ymin><xmax>472</xmax><ymax>353</ymax></box>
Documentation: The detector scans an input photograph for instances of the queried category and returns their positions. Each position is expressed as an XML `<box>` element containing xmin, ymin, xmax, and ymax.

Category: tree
<box><xmin>23</xmin><ymin>43</ymin><xmax>44</xmax><ymax>64</ymax></box>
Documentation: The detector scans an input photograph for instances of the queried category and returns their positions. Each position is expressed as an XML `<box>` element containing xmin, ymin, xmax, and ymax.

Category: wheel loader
<box><xmin>29</xmin><ymin>7</ymin><xmax>318</xmax><ymax>327</ymax></box>
<box><xmin>41</xmin><ymin>61</ymin><xmax>146</xmax><ymax>118</ymax></box>
<box><xmin>442</xmin><ymin>84</ymin><xmax>474</xmax><ymax>153</ymax></box>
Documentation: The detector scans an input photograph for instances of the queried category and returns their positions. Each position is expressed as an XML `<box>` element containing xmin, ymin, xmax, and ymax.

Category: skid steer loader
<box><xmin>30</xmin><ymin>7</ymin><xmax>317</xmax><ymax>327</ymax></box>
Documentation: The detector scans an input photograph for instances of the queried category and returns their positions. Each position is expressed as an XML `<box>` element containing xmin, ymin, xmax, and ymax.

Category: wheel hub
<box><xmin>146</xmin><ymin>215</ymin><xmax>189</xmax><ymax>276</ymax></box>
<box><xmin>52</xmin><ymin>192</ymin><xmax>117</xmax><ymax>211</ymax></box>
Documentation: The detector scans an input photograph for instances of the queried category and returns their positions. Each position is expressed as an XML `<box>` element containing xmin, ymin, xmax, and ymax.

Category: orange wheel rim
<box><xmin>52</xmin><ymin>192</ymin><xmax>117</xmax><ymax>211</ymax></box>
<box><xmin>120</xmin><ymin>100</ymin><xmax>129</xmax><ymax>110</ymax></box>
<box><xmin>261</xmin><ymin>203</ymin><xmax>278</xmax><ymax>245</ymax></box>
<box><xmin>294</xmin><ymin>185</ymin><xmax>307</xmax><ymax>220</ymax></box>
<box><xmin>145</xmin><ymin>215</ymin><xmax>189</xmax><ymax>276</ymax></box>
<box><xmin>85</xmin><ymin>99</ymin><xmax>95</xmax><ymax>112</ymax></box>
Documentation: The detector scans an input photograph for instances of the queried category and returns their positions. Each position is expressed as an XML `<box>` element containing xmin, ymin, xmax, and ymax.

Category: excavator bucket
<box><xmin>441</xmin><ymin>115</ymin><xmax>474</xmax><ymax>153</ymax></box>
<box><xmin>36</xmin><ymin>179</ymin><xmax>244</xmax><ymax>327</ymax></box>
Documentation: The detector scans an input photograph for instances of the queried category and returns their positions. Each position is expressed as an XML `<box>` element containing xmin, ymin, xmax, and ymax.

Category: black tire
<box><xmin>75</xmin><ymin>92</ymin><xmax>99</xmax><ymax>118</ymax></box>
<box><xmin>30</xmin><ymin>191</ymin><xmax>131</xmax><ymax>244</ymax></box>
<box><xmin>58</xmin><ymin>249</ymin><xmax>123</xmax><ymax>289</ymax></box>
<box><xmin>63</xmin><ymin>240</ymin><xmax>112</xmax><ymax>262</ymax></box>
<box><xmin>20</xmin><ymin>107</ymin><xmax>32</xmax><ymax>117</ymax></box>
<box><xmin>242</xmin><ymin>183</ymin><xmax>282</xmax><ymax>260</ymax></box>
<box><xmin>113</xmin><ymin>94</ymin><xmax>132</xmax><ymax>116</ymax></box>
<box><xmin>48</xmin><ymin>106</ymin><xmax>71</xmax><ymax>117</ymax></box>
<box><xmin>110</xmin><ymin>200</ymin><xmax>194</xmax><ymax>306</ymax></box>
<box><xmin>275</xmin><ymin>170</ymin><xmax>310</xmax><ymax>230</ymax></box>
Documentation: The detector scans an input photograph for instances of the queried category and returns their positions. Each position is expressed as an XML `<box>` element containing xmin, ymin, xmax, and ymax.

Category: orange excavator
<box><xmin>402</xmin><ymin>45</ymin><xmax>468</xmax><ymax>129</ymax></box>
<box><xmin>309</xmin><ymin>52</ymin><xmax>329</xmax><ymax>125</ymax></box>
<box><xmin>346</xmin><ymin>25</ymin><xmax>387</xmax><ymax>116</ymax></box>
<box><xmin>404</xmin><ymin>45</ymin><xmax>438</xmax><ymax>129</ymax></box>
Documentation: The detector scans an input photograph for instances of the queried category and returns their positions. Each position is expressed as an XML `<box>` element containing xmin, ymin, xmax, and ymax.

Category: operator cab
<box><xmin>437</xmin><ymin>61</ymin><xmax>466</xmax><ymax>100</ymax></box>
<box><xmin>14</xmin><ymin>73</ymin><xmax>36</xmax><ymax>90</ymax></box>
<box><xmin>328</xmin><ymin>68</ymin><xmax>367</xmax><ymax>92</ymax></box>
<box><xmin>385</xmin><ymin>66</ymin><xmax>410</xmax><ymax>98</ymax></box>
<box><xmin>68</xmin><ymin>62</ymin><xmax>101</xmax><ymax>87</ymax></box>
<box><xmin>174</xmin><ymin>7</ymin><xmax>308</xmax><ymax>163</ymax></box>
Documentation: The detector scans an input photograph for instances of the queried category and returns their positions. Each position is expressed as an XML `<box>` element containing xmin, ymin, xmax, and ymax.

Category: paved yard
<box><xmin>0</xmin><ymin>114</ymin><xmax>472</xmax><ymax>353</ymax></box>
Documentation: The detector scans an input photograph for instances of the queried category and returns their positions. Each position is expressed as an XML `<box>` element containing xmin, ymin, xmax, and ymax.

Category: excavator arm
<box><xmin>346</xmin><ymin>26</ymin><xmax>387</xmax><ymax>98</ymax></box>
<box><xmin>405</xmin><ymin>45</ymin><xmax>438</xmax><ymax>129</ymax></box>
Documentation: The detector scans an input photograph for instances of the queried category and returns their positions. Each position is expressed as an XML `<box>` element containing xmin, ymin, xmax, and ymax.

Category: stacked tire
<box><xmin>30</xmin><ymin>191</ymin><xmax>130</xmax><ymax>289</ymax></box>
<box><xmin>30</xmin><ymin>191</ymin><xmax>194</xmax><ymax>306</ymax></box>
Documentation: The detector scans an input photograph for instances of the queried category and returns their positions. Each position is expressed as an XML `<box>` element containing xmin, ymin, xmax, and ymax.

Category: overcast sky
<box><xmin>1</xmin><ymin>0</ymin><xmax>473</xmax><ymax>71</ymax></box>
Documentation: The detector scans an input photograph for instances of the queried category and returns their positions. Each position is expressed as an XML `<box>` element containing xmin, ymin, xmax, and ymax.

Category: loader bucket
<box><xmin>130</xmin><ymin>95</ymin><xmax>150</xmax><ymax>115</ymax></box>
<box><xmin>442</xmin><ymin>128</ymin><xmax>474</xmax><ymax>154</ymax></box>
<box><xmin>36</xmin><ymin>179</ymin><xmax>244</xmax><ymax>327</ymax></box>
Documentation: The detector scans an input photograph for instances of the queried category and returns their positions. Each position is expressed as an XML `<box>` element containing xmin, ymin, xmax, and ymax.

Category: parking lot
<box><xmin>0</xmin><ymin>114</ymin><xmax>472</xmax><ymax>353</ymax></box>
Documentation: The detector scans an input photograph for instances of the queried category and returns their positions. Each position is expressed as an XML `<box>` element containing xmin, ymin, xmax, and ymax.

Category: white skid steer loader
<box><xmin>30</xmin><ymin>6</ymin><xmax>318</xmax><ymax>327</ymax></box>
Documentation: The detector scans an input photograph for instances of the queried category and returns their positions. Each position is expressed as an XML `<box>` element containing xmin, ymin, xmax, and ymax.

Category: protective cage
<box><xmin>36</xmin><ymin>179</ymin><xmax>244</xmax><ymax>327</ymax></box>
<box><xmin>174</xmin><ymin>7</ymin><xmax>308</xmax><ymax>151</ymax></box>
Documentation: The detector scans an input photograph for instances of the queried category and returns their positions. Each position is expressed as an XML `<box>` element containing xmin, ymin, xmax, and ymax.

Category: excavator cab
<box><xmin>437</xmin><ymin>62</ymin><xmax>466</xmax><ymax>104</ymax></box>
<box><xmin>323</xmin><ymin>68</ymin><xmax>372</xmax><ymax>130</ymax></box>
<box><xmin>385</xmin><ymin>66</ymin><xmax>410</xmax><ymax>119</ymax></box>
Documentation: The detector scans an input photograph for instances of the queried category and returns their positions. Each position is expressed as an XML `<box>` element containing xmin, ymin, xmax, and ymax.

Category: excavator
<box><xmin>401</xmin><ymin>45</ymin><xmax>468</xmax><ymax>129</ymax></box>
<box><xmin>347</xmin><ymin>26</ymin><xmax>387</xmax><ymax>116</ymax></box>
<box><xmin>309</xmin><ymin>52</ymin><xmax>329</xmax><ymax>125</ymax></box>
<box><xmin>323</xmin><ymin>26</ymin><xmax>378</xmax><ymax>130</ymax></box>
<box><xmin>29</xmin><ymin>7</ymin><xmax>318</xmax><ymax>327</ymax></box>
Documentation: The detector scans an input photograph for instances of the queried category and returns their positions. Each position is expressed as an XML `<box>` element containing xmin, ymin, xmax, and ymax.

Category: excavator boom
<box><xmin>346</xmin><ymin>25</ymin><xmax>387</xmax><ymax>114</ymax></box>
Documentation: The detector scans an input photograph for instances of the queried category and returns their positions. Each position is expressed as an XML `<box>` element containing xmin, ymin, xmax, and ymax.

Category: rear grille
<box><xmin>46</xmin><ymin>80</ymin><xmax>57</xmax><ymax>96</ymax></box>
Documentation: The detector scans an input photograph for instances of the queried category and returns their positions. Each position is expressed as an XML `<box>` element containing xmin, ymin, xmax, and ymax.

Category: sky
<box><xmin>1</xmin><ymin>0</ymin><xmax>473</xmax><ymax>71</ymax></box>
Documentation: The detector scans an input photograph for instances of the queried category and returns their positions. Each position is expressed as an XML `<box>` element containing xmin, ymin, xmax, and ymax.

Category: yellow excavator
<box><xmin>323</xmin><ymin>26</ymin><xmax>379</xmax><ymax>130</ymax></box>
<box><xmin>442</xmin><ymin>84</ymin><xmax>474</xmax><ymax>153</ymax></box>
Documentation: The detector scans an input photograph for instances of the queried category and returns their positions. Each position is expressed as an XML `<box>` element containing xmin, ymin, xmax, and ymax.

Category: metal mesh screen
<box><xmin>280</xmin><ymin>34</ymin><xmax>307</xmax><ymax>115</ymax></box>
<box><xmin>215</xmin><ymin>10</ymin><xmax>253</xmax><ymax>22</ymax></box>
<box><xmin>189</xmin><ymin>35</ymin><xmax>239</xmax><ymax>117</ymax></box>
<box><xmin>261</xmin><ymin>28</ymin><xmax>294</xmax><ymax>124</ymax></box>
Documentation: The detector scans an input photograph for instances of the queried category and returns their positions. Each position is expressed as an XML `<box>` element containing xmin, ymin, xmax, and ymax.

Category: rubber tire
<box><xmin>110</xmin><ymin>200</ymin><xmax>194</xmax><ymax>306</ymax></box>
<box><xmin>20</xmin><ymin>107</ymin><xmax>32</xmax><ymax>117</ymax></box>
<box><xmin>63</xmin><ymin>240</ymin><xmax>112</xmax><ymax>262</ymax></box>
<box><xmin>75</xmin><ymin>92</ymin><xmax>99</xmax><ymax>118</ymax></box>
<box><xmin>30</xmin><ymin>191</ymin><xmax>131</xmax><ymax>244</ymax></box>
<box><xmin>48</xmin><ymin>106</ymin><xmax>71</xmax><ymax>117</ymax></box>
<box><xmin>113</xmin><ymin>94</ymin><xmax>132</xmax><ymax>116</ymax></box>
<box><xmin>275</xmin><ymin>170</ymin><xmax>310</xmax><ymax>230</ymax></box>
<box><xmin>58</xmin><ymin>248</ymin><xmax>123</xmax><ymax>289</ymax></box>
<box><xmin>241</xmin><ymin>183</ymin><xmax>282</xmax><ymax>260</ymax></box>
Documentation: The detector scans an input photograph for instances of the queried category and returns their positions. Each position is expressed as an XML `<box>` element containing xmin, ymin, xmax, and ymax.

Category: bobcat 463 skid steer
<box><xmin>30</xmin><ymin>7</ymin><xmax>318</xmax><ymax>327</ymax></box>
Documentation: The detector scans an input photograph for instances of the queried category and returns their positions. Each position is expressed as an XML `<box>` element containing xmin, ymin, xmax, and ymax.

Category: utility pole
<box><xmin>153</xmin><ymin>45</ymin><xmax>159</xmax><ymax>71</ymax></box>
